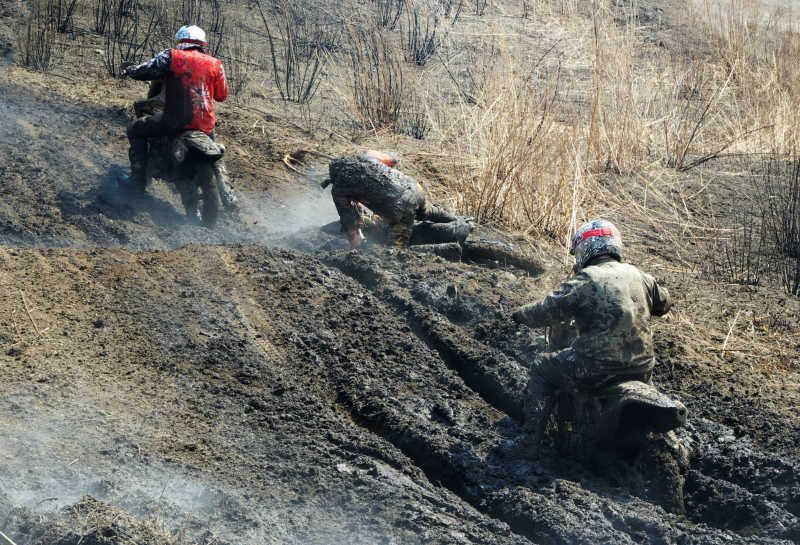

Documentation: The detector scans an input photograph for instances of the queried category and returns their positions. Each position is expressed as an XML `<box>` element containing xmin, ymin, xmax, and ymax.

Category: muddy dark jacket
<box><xmin>127</xmin><ymin>48</ymin><xmax>228</xmax><ymax>134</ymax></box>
<box><xmin>515</xmin><ymin>259</ymin><xmax>671</xmax><ymax>375</ymax></box>
<box><xmin>329</xmin><ymin>154</ymin><xmax>426</xmax><ymax>225</ymax></box>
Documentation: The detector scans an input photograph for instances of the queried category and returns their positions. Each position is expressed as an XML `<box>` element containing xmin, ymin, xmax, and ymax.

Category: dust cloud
<box><xmin>0</xmin><ymin>396</ymin><xmax>389</xmax><ymax>544</ymax></box>
<box><xmin>249</xmin><ymin>181</ymin><xmax>338</xmax><ymax>238</ymax></box>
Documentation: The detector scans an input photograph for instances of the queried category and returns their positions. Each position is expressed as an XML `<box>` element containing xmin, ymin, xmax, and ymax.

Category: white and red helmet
<box><xmin>571</xmin><ymin>220</ymin><xmax>622</xmax><ymax>270</ymax></box>
<box><xmin>174</xmin><ymin>25</ymin><xmax>207</xmax><ymax>50</ymax></box>
<box><xmin>362</xmin><ymin>150</ymin><xmax>398</xmax><ymax>168</ymax></box>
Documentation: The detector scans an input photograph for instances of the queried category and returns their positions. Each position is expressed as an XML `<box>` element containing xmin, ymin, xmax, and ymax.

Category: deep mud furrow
<box><xmin>323</xmin><ymin>250</ymin><xmax>528</xmax><ymax>420</ymax></box>
<box><xmin>320</xmin><ymin>247</ymin><xmax>800</xmax><ymax>544</ymax></box>
<box><xmin>1</xmin><ymin>243</ymin><xmax>798</xmax><ymax>544</ymax></box>
<box><xmin>221</xmin><ymin>246</ymin><xmax>536</xmax><ymax>544</ymax></box>
<box><xmin>683</xmin><ymin>419</ymin><xmax>800</xmax><ymax>539</ymax></box>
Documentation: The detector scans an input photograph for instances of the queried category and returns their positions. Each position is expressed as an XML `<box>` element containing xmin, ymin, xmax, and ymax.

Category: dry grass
<box><xmin>341</xmin><ymin>27</ymin><xmax>406</xmax><ymax>131</ymax></box>
<box><xmin>426</xmin><ymin>0</ymin><xmax>800</xmax><ymax>244</ymax></box>
<box><xmin>436</xmin><ymin>54</ymin><xmax>587</xmax><ymax>243</ymax></box>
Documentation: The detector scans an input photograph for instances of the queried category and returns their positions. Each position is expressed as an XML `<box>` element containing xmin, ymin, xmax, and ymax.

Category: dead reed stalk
<box><xmin>343</xmin><ymin>27</ymin><xmax>406</xmax><ymax>130</ymax></box>
<box><xmin>445</xmin><ymin>57</ymin><xmax>587</xmax><ymax>242</ymax></box>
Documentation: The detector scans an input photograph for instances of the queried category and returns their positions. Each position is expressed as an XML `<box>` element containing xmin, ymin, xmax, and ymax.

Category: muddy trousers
<box><xmin>409</xmin><ymin>218</ymin><xmax>473</xmax><ymax>245</ymax></box>
<box><xmin>331</xmin><ymin>187</ymin><xmax>460</xmax><ymax>247</ymax></box>
<box><xmin>524</xmin><ymin>348</ymin><xmax>649</xmax><ymax>436</ymax></box>
<box><xmin>331</xmin><ymin>188</ymin><xmax>418</xmax><ymax>247</ymax></box>
<box><xmin>419</xmin><ymin>203</ymin><xmax>458</xmax><ymax>223</ymax></box>
<box><xmin>126</xmin><ymin>114</ymin><xmax>170</xmax><ymax>192</ymax></box>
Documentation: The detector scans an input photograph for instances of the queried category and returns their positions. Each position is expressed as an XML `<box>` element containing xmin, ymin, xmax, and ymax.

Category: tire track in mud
<box><xmin>212</xmin><ymin>246</ymin><xmax>547</xmax><ymax>542</ymax></box>
<box><xmin>318</xmin><ymin>249</ymin><xmax>646</xmax><ymax>543</ymax></box>
<box><xmin>211</xmin><ymin>246</ymin><xmax>530</xmax><ymax>544</ymax></box>
<box><xmin>322</xmin><ymin>250</ymin><xmax>528</xmax><ymax>420</ymax></box>
<box><xmin>320</xmin><ymin>249</ymin><xmax>676</xmax><ymax>544</ymax></box>
<box><xmin>1</xmin><ymin>243</ymin><xmax>797</xmax><ymax>543</ymax></box>
<box><xmin>320</xmin><ymin>248</ymin><xmax>800</xmax><ymax>545</ymax></box>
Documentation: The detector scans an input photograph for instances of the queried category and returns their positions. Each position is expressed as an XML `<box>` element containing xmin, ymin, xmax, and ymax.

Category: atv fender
<box><xmin>601</xmin><ymin>380</ymin><xmax>688</xmax><ymax>442</ymax></box>
<box><xmin>175</xmin><ymin>130</ymin><xmax>224</xmax><ymax>161</ymax></box>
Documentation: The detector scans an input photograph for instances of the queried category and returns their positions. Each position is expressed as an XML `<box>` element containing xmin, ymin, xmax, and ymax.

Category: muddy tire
<box><xmin>635</xmin><ymin>433</ymin><xmax>687</xmax><ymax>514</ymax></box>
<box><xmin>197</xmin><ymin>161</ymin><xmax>220</xmax><ymax>228</ymax></box>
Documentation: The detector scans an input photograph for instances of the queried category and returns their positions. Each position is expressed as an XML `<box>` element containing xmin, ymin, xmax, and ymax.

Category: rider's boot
<box><xmin>214</xmin><ymin>158</ymin><xmax>238</xmax><ymax>210</ymax></box>
<box><xmin>177</xmin><ymin>180</ymin><xmax>201</xmax><ymax>224</ymax></box>
<box><xmin>126</xmin><ymin>139</ymin><xmax>150</xmax><ymax>194</ymax></box>
<box><xmin>347</xmin><ymin>228</ymin><xmax>365</xmax><ymax>248</ymax></box>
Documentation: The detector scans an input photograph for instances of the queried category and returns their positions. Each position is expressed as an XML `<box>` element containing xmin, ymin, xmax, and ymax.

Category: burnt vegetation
<box><xmin>703</xmin><ymin>156</ymin><xmax>800</xmax><ymax>296</ymax></box>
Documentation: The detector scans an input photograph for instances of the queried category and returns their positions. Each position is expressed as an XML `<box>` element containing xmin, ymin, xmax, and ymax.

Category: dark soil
<box><xmin>1</xmin><ymin>240</ymin><xmax>797</xmax><ymax>544</ymax></box>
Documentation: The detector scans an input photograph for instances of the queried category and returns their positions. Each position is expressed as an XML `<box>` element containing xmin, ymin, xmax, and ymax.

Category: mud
<box><xmin>0</xmin><ymin>242</ymin><xmax>796</xmax><ymax>544</ymax></box>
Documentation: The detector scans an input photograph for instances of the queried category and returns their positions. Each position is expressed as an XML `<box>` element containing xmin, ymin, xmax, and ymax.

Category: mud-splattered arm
<box><xmin>125</xmin><ymin>49</ymin><xmax>171</xmax><ymax>81</ymax></box>
<box><xmin>643</xmin><ymin>272</ymin><xmax>671</xmax><ymax>317</ymax></box>
<box><xmin>512</xmin><ymin>276</ymin><xmax>585</xmax><ymax>328</ymax></box>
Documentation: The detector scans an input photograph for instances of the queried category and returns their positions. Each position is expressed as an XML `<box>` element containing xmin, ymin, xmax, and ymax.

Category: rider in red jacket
<box><xmin>122</xmin><ymin>25</ymin><xmax>228</xmax><ymax>192</ymax></box>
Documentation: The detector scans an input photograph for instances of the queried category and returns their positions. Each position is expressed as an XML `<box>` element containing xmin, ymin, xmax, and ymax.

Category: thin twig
<box><xmin>0</xmin><ymin>530</ymin><xmax>19</xmax><ymax>545</ymax></box>
<box><xmin>721</xmin><ymin>310</ymin><xmax>741</xmax><ymax>358</ymax></box>
<box><xmin>10</xmin><ymin>310</ymin><xmax>20</xmax><ymax>339</ymax></box>
<box><xmin>20</xmin><ymin>291</ymin><xmax>40</xmax><ymax>336</ymax></box>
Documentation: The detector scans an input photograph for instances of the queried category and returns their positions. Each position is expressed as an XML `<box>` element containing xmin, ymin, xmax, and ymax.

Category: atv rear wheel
<box><xmin>197</xmin><ymin>161</ymin><xmax>220</xmax><ymax>228</ymax></box>
<box><xmin>551</xmin><ymin>391</ymin><xmax>603</xmax><ymax>461</ymax></box>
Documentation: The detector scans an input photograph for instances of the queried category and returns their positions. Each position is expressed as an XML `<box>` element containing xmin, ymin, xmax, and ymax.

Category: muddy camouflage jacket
<box><xmin>127</xmin><ymin>48</ymin><xmax>228</xmax><ymax>134</ymax></box>
<box><xmin>514</xmin><ymin>258</ymin><xmax>671</xmax><ymax>375</ymax></box>
<box><xmin>329</xmin><ymin>153</ymin><xmax>426</xmax><ymax>228</ymax></box>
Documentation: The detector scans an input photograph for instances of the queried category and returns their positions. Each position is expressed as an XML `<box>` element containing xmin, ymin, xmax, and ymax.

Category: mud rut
<box><xmin>0</xmin><ymin>66</ymin><xmax>799</xmax><ymax>545</ymax></box>
<box><xmin>1</xmin><ymin>241</ymin><xmax>796</xmax><ymax>544</ymax></box>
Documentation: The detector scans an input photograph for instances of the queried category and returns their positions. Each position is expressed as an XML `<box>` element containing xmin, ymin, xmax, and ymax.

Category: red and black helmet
<box><xmin>571</xmin><ymin>220</ymin><xmax>622</xmax><ymax>270</ymax></box>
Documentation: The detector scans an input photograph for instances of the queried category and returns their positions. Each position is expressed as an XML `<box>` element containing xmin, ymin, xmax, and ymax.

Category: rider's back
<box><xmin>571</xmin><ymin>259</ymin><xmax>670</xmax><ymax>376</ymax></box>
<box><xmin>164</xmin><ymin>48</ymin><xmax>227</xmax><ymax>134</ymax></box>
<box><xmin>328</xmin><ymin>153</ymin><xmax>422</xmax><ymax>219</ymax></box>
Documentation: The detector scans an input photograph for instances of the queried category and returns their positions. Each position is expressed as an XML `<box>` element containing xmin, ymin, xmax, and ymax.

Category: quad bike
<box><xmin>141</xmin><ymin>127</ymin><xmax>223</xmax><ymax>228</ymax></box>
<box><xmin>123</xmin><ymin>81</ymin><xmax>235</xmax><ymax>228</ymax></box>
<box><xmin>532</xmin><ymin>322</ymin><xmax>688</xmax><ymax>458</ymax></box>
<box><xmin>541</xmin><ymin>378</ymin><xmax>689</xmax><ymax>513</ymax></box>
<box><xmin>528</xmin><ymin>324</ymin><xmax>690</xmax><ymax>513</ymax></box>
<box><xmin>538</xmin><ymin>377</ymin><xmax>688</xmax><ymax>459</ymax></box>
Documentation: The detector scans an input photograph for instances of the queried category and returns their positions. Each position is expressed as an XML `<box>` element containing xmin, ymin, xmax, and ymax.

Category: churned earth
<box><xmin>1</xmin><ymin>5</ymin><xmax>800</xmax><ymax>545</ymax></box>
<box><xmin>1</xmin><ymin>240</ymin><xmax>799</xmax><ymax>544</ymax></box>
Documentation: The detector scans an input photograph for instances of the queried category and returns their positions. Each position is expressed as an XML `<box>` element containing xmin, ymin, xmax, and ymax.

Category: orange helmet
<box><xmin>363</xmin><ymin>150</ymin><xmax>397</xmax><ymax>168</ymax></box>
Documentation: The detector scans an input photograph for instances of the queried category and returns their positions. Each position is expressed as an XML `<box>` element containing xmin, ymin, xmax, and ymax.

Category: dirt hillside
<box><xmin>0</xmin><ymin>1</ymin><xmax>799</xmax><ymax>544</ymax></box>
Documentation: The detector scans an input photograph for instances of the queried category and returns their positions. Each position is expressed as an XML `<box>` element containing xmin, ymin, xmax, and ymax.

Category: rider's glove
<box><xmin>119</xmin><ymin>62</ymin><xmax>134</xmax><ymax>78</ymax></box>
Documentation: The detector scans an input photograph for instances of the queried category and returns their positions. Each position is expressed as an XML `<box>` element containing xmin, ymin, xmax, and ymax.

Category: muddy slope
<box><xmin>0</xmin><ymin>72</ymin><xmax>340</xmax><ymax>252</ymax></box>
<box><xmin>1</xmin><ymin>244</ymin><xmax>797</xmax><ymax>544</ymax></box>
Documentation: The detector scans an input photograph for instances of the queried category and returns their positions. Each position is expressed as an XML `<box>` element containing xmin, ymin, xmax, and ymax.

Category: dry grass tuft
<box><xmin>343</xmin><ymin>27</ymin><xmax>406</xmax><ymax>131</ymax></box>
<box><xmin>13</xmin><ymin>0</ymin><xmax>800</xmax><ymax>253</ymax></box>
<box><xmin>444</xmin><ymin>58</ymin><xmax>586</xmax><ymax>243</ymax></box>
